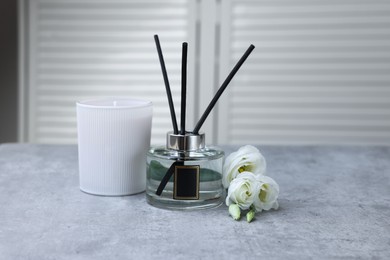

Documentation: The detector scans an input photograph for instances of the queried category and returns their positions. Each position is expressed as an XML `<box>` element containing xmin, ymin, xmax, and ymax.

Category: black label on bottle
<box><xmin>173</xmin><ymin>165</ymin><xmax>200</xmax><ymax>200</ymax></box>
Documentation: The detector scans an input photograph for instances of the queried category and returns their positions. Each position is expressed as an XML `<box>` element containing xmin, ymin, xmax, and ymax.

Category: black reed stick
<box><xmin>154</xmin><ymin>35</ymin><xmax>179</xmax><ymax>134</ymax></box>
<box><xmin>192</xmin><ymin>44</ymin><xmax>255</xmax><ymax>134</ymax></box>
<box><xmin>180</xmin><ymin>42</ymin><xmax>188</xmax><ymax>135</ymax></box>
<box><xmin>156</xmin><ymin>161</ymin><xmax>183</xmax><ymax>196</ymax></box>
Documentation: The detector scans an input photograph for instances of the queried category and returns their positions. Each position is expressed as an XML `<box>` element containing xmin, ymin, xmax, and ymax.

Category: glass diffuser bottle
<box><xmin>146</xmin><ymin>132</ymin><xmax>224</xmax><ymax>210</ymax></box>
<box><xmin>148</xmin><ymin>35</ymin><xmax>254</xmax><ymax>210</ymax></box>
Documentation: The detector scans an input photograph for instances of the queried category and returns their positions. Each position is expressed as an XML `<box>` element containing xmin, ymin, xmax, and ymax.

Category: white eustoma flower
<box><xmin>222</xmin><ymin>145</ymin><xmax>266</xmax><ymax>188</ymax></box>
<box><xmin>253</xmin><ymin>175</ymin><xmax>279</xmax><ymax>212</ymax></box>
<box><xmin>225</xmin><ymin>171</ymin><xmax>260</xmax><ymax>210</ymax></box>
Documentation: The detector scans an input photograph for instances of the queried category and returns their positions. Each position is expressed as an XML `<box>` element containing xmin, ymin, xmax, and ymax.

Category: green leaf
<box><xmin>148</xmin><ymin>160</ymin><xmax>222</xmax><ymax>182</ymax></box>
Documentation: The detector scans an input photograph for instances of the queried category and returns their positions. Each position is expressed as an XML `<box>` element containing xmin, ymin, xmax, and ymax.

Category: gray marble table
<box><xmin>0</xmin><ymin>144</ymin><xmax>389</xmax><ymax>259</ymax></box>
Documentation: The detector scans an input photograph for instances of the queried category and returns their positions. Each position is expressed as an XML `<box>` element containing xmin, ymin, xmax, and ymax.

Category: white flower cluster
<box><xmin>223</xmin><ymin>145</ymin><xmax>279</xmax><ymax>222</ymax></box>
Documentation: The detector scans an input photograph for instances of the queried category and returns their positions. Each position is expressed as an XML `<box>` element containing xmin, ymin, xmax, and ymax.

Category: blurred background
<box><xmin>1</xmin><ymin>0</ymin><xmax>390</xmax><ymax>145</ymax></box>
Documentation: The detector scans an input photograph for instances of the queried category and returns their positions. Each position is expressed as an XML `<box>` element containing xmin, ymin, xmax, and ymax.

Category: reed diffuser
<box><xmin>146</xmin><ymin>35</ymin><xmax>255</xmax><ymax>210</ymax></box>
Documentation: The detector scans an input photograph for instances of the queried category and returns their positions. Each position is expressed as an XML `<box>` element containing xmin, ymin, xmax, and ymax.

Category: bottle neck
<box><xmin>166</xmin><ymin>131</ymin><xmax>205</xmax><ymax>151</ymax></box>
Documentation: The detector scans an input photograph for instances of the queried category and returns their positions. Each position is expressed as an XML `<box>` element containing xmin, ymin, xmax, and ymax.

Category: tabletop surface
<box><xmin>0</xmin><ymin>144</ymin><xmax>389</xmax><ymax>259</ymax></box>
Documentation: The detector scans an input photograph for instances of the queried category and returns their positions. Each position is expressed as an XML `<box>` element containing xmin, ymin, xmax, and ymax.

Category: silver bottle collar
<box><xmin>167</xmin><ymin>131</ymin><xmax>205</xmax><ymax>151</ymax></box>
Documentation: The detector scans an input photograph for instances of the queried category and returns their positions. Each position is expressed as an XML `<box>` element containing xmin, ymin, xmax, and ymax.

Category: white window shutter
<box><xmin>218</xmin><ymin>0</ymin><xmax>390</xmax><ymax>145</ymax></box>
<box><xmin>21</xmin><ymin>0</ymin><xmax>390</xmax><ymax>145</ymax></box>
<box><xmin>22</xmin><ymin>0</ymin><xmax>193</xmax><ymax>145</ymax></box>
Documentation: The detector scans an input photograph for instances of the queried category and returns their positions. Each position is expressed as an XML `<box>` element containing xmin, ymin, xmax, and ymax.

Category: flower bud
<box><xmin>229</xmin><ymin>204</ymin><xmax>241</xmax><ymax>220</ymax></box>
<box><xmin>246</xmin><ymin>209</ymin><xmax>255</xmax><ymax>223</ymax></box>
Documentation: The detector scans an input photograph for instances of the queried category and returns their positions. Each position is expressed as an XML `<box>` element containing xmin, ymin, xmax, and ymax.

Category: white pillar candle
<box><xmin>76</xmin><ymin>97</ymin><xmax>153</xmax><ymax>196</ymax></box>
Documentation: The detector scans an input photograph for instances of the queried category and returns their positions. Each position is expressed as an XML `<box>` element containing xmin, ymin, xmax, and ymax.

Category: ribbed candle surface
<box><xmin>77</xmin><ymin>98</ymin><xmax>152</xmax><ymax>196</ymax></box>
